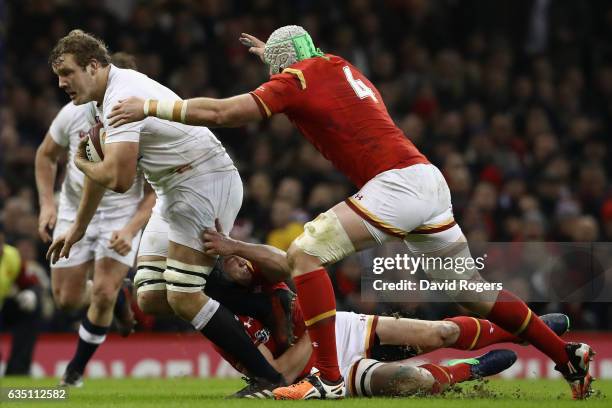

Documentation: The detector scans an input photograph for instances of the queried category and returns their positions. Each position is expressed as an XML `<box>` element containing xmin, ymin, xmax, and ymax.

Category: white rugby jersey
<box><xmin>48</xmin><ymin>102</ymin><xmax>144</xmax><ymax>218</ymax></box>
<box><xmin>96</xmin><ymin>65</ymin><xmax>235</xmax><ymax>194</ymax></box>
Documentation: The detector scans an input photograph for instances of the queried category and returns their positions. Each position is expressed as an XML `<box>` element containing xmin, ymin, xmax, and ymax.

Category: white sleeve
<box><xmin>48</xmin><ymin>105</ymin><xmax>72</xmax><ymax>147</ymax></box>
<box><xmin>102</xmin><ymin>92</ymin><xmax>143</xmax><ymax>144</ymax></box>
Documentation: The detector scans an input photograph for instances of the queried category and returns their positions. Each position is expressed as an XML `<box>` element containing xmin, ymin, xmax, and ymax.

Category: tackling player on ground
<box><xmin>109</xmin><ymin>26</ymin><xmax>594</xmax><ymax>400</ymax></box>
<box><xmin>133</xmin><ymin>215</ymin><xmax>546</xmax><ymax>399</ymax></box>
<box><xmin>200</xmin><ymin>223</ymin><xmax>572</xmax><ymax>399</ymax></box>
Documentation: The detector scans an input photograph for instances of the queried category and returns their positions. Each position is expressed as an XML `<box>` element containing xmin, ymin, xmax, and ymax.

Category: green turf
<box><xmin>0</xmin><ymin>377</ymin><xmax>608</xmax><ymax>407</ymax></box>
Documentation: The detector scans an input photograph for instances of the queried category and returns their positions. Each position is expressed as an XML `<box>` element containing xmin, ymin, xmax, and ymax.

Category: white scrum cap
<box><xmin>264</xmin><ymin>25</ymin><xmax>324</xmax><ymax>74</ymax></box>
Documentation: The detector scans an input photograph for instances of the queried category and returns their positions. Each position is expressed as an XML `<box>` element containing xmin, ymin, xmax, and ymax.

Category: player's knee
<box><xmin>55</xmin><ymin>294</ymin><xmax>82</xmax><ymax>311</ymax></box>
<box><xmin>387</xmin><ymin>365</ymin><xmax>434</xmax><ymax>396</ymax></box>
<box><xmin>436</xmin><ymin>321</ymin><xmax>459</xmax><ymax>348</ymax></box>
<box><xmin>91</xmin><ymin>284</ymin><xmax>118</xmax><ymax>312</ymax></box>
<box><xmin>287</xmin><ymin>241</ymin><xmax>327</xmax><ymax>277</ymax></box>
<box><xmin>286</xmin><ymin>242</ymin><xmax>307</xmax><ymax>273</ymax></box>
<box><xmin>165</xmin><ymin>290</ymin><xmax>192</xmax><ymax>318</ymax></box>
<box><xmin>396</xmin><ymin>366</ymin><xmax>435</xmax><ymax>394</ymax></box>
<box><xmin>51</xmin><ymin>286</ymin><xmax>62</xmax><ymax>306</ymax></box>
<box><xmin>53</xmin><ymin>287</ymin><xmax>82</xmax><ymax>311</ymax></box>
<box><xmin>394</xmin><ymin>365</ymin><xmax>421</xmax><ymax>383</ymax></box>
<box><xmin>137</xmin><ymin>290</ymin><xmax>168</xmax><ymax>316</ymax></box>
<box><xmin>368</xmin><ymin>363</ymin><xmax>432</xmax><ymax>397</ymax></box>
<box><xmin>290</xmin><ymin>211</ymin><xmax>356</xmax><ymax>273</ymax></box>
<box><xmin>161</xmin><ymin>260</ymin><xmax>211</xmax><ymax>319</ymax></box>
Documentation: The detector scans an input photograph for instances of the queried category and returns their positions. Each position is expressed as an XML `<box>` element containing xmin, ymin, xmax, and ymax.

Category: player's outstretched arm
<box><xmin>108</xmin><ymin>94</ymin><xmax>263</xmax><ymax>128</ymax></box>
<box><xmin>35</xmin><ymin>133</ymin><xmax>64</xmax><ymax>242</ymax></box>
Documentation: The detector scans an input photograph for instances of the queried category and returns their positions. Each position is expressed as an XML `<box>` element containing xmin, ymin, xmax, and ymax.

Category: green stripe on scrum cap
<box><xmin>291</xmin><ymin>33</ymin><xmax>324</xmax><ymax>61</ymax></box>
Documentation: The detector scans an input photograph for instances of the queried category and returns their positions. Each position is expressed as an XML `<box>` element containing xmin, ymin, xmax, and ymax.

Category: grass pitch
<box><xmin>0</xmin><ymin>377</ymin><xmax>609</xmax><ymax>407</ymax></box>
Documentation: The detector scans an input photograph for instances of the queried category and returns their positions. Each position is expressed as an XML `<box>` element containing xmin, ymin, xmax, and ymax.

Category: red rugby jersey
<box><xmin>213</xmin><ymin>282</ymin><xmax>315</xmax><ymax>379</ymax></box>
<box><xmin>250</xmin><ymin>54</ymin><xmax>428</xmax><ymax>188</ymax></box>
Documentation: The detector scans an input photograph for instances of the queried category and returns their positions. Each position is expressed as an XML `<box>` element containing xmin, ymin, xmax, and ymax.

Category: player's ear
<box><xmin>87</xmin><ymin>59</ymin><xmax>98</xmax><ymax>75</ymax></box>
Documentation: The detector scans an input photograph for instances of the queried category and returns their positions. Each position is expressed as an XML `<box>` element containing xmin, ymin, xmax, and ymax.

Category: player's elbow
<box><xmin>35</xmin><ymin>145</ymin><xmax>44</xmax><ymax>163</ymax></box>
<box><xmin>112</xmin><ymin>180</ymin><xmax>133</xmax><ymax>194</ymax></box>
<box><xmin>109</xmin><ymin>174</ymin><xmax>134</xmax><ymax>193</ymax></box>
<box><xmin>202</xmin><ymin>101</ymin><xmax>241</xmax><ymax>127</ymax></box>
<box><xmin>190</xmin><ymin>105</ymin><xmax>225</xmax><ymax>127</ymax></box>
<box><xmin>209</xmin><ymin>109</ymin><xmax>230</xmax><ymax>127</ymax></box>
<box><xmin>34</xmin><ymin>148</ymin><xmax>45</xmax><ymax>170</ymax></box>
<box><xmin>273</xmin><ymin>258</ymin><xmax>292</xmax><ymax>281</ymax></box>
<box><xmin>105</xmin><ymin>157</ymin><xmax>136</xmax><ymax>193</ymax></box>
<box><xmin>35</xmin><ymin>144</ymin><xmax>55</xmax><ymax>166</ymax></box>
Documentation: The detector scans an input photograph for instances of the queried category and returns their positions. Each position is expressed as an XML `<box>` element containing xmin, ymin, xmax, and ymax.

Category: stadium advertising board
<box><xmin>2</xmin><ymin>332</ymin><xmax>611</xmax><ymax>379</ymax></box>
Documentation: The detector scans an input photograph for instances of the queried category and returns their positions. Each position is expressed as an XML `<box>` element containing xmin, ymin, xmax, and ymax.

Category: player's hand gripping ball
<box><xmin>83</xmin><ymin>122</ymin><xmax>105</xmax><ymax>162</ymax></box>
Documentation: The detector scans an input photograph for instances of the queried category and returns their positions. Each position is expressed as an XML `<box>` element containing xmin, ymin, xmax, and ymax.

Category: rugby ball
<box><xmin>85</xmin><ymin>122</ymin><xmax>105</xmax><ymax>162</ymax></box>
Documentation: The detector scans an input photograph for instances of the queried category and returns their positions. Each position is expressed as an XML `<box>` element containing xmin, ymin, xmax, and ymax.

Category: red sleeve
<box><xmin>250</xmin><ymin>73</ymin><xmax>302</xmax><ymax>118</ymax></box>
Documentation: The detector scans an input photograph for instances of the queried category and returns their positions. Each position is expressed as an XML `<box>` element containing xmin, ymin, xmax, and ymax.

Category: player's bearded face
<box><xmin>53</xmin><ymin>54</ymin><xmax>98</xmax><ymax>105</ymax></box>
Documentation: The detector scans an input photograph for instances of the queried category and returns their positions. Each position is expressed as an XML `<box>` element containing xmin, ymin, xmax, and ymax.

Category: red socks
<box><xmin>294</xmin><ymin>268</ymin><xmax>341</xmax><ymax>382</ymax></box>
<box><xmin>419</xmin><ymin>363</ymin><xmax>471</xmax><ymax>394</ymax></box>
<box><xmin>445</xmin><ymin>316</ymin><xmax>517</xmax><ymax>350</ymax></box>
<box><xmin>487</xmin><ymin>290</ymin><xmax>568</xmax><ymax>364</ymax></box>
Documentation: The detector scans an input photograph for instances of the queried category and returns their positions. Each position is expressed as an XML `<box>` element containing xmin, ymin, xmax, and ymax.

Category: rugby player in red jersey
<box><xmin>108</xmin><ymin>26</ymin><xmax>594</xmax><ymax>400</ymax></box>
<box><xmin>202</xmin><ymin>225</ymin><xmax>571</xmax><ymax>399</ymax></box>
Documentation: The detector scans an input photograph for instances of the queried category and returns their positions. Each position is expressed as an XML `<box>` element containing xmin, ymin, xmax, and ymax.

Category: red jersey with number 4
<box><xmin>250</xmin><ymin>54</ymin><xmax>428</xmax><ymax>188</ymax></box>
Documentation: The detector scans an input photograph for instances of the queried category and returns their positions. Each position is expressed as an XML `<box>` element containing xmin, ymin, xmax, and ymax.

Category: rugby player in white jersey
<box><xmin>45</xmin><ymin>30</ymin><xmax>286</xmax><ymax>389</ymax></box>
<box><xmin>36</xmin><ymin>53</ymin><xmax>155</xmax><ymax>387</ymax></box>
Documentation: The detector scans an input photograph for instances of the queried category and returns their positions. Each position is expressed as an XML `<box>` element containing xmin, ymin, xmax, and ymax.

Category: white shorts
<box><xmin>345</xmin><ymin>164</ymin><xmax>464</xmax><ymax>253</ymax></box>
<box><xmin>163</xmin><ymin>170</ymin><xmax>242</xmax><ymax>252</ymax></box>
<box><xmin>137</xmin><ymin>206</ymin><xmax>169</xmax><ymax>258</ymax></box>
<box><xmin>334</xmin><ymin>311</ymin><xmax>379</xmax><ymax>383</ymax></box>
<box><xmin>51</xmin><ymin>210</ymin><xmax>141</xmax><ymax>269</ymax></box>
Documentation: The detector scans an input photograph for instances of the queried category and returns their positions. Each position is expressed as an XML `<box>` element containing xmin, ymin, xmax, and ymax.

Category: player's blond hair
<box><xmin>49</xmin><ymin>29</ymin><xmax>111</xmax><ymax>69</ymax></box>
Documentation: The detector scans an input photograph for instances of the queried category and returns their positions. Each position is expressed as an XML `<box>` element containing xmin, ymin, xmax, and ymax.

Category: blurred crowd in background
<box><xmin>2</xmin><ymin>0</ymin><xmax>612</xmax><ymax>338</ymax></box>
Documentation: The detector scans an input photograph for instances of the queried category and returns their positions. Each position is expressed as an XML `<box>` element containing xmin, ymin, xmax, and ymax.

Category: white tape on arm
<box><xmin>144</xmin><ymin>100</ymin><xmax>184</xmax><ymax>122</ymax></box>
<box><xmin>156</xmin><ymin>100</ymin><xmax>175</xmax><ymax>121</ymax></box>
<box><xmin>180</xmin><ymin>100</ymin><xmax>189</xmax><ymax>123</ymax></box>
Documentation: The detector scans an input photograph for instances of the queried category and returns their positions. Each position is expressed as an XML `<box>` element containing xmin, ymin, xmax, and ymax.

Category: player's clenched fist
<box><xmin>109</xmin><ymin>228</ymin><xmax>133</xmax><ymax>256</ymax></box>
<box><xmin>108</xmin><ymin>97</ymin><xmax>146</xmax><ymax>127</ymax></box>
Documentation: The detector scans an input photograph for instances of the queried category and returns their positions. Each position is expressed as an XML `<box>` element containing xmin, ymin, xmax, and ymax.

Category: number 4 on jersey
<box><xmin>343</xmin><ymin>66</ymin><xmax>378</xmax><ymax>103</ymax></box>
